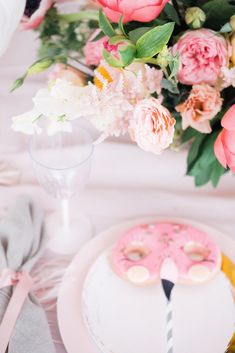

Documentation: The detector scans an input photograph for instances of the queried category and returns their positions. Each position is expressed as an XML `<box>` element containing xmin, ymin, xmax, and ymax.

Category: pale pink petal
<box><xmin>191</xmin><ymin>120</ymin><xmax>212</xmax><ymax>134</ymax></box>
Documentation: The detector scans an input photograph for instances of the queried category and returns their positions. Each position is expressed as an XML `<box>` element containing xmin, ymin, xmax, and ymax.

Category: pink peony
<box><xmin>21</xmin><ymin>0</ymin><xmax>53</xmax><ymax>30</ymax></box>
<box><xmin>130</xmin><ymin>97</ymin><xmax>175</xmax><ymax>154</ymax></box>
<box><xmin>172</xmin><ymin>29</ymin><xmax>229</xmax><ymax>86</ymax></box>
<box><xmin>214</xmin><ymin>105</ymin><xmax>235</xmax><ymax>173</ymax></box>
<box><xmin>96</xmin><ymin>0</ymin><xmax>169</xmax><ymax>23</ymax></box>
<box><xmin>176</xmin><ymin>84</ymin><xmax>223</xmax><ymax>133</ymax></box>
<box><xmin>48</xmin><ymin>64</ymin><xmax>85</xmax><ymax>86</ymax></box>
<box><xmin>83</xmin><ymin>32</ymin><xmax>108</xmax><ymax>66</ymax></box>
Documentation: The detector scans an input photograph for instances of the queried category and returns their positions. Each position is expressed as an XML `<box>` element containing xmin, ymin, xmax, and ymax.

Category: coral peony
<box><xmin>130</xmin><ymin>97</ymin><xmax>175</xmax><ymax>154</ymax></box>
<box><xmin>96</xmin><ymin>0</ymin><xmax>169</xmax><ymax>23</ymax></box>
<box><xmin>172</xmin><ymin>29</ymin><xmax>229</xmax><ymax>86</ymax></box>
<box><xmin>22</xmin><ymin>0</ymin><xmax>53</xmax><ymax>30</ymax></box>
<box><xmin>176</xmin><ymin>84</ymin><xmax>223</xmax><ymax>133</ymax></box>
<box><xmin>214</xmin><ymin>105</ymin><xmax>235</xmax><ymax>173</ymax></box>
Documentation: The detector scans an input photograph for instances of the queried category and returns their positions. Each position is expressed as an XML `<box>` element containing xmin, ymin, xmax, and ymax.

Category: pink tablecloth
<box><xmin>1</xmin><ymin>31</ymin><xmax>235</xmax><ymax>353</ymax></box>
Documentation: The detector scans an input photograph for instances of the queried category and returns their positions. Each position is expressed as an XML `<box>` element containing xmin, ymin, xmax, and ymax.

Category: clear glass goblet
<box><xmin>28</xmin><ymin>124</ymin><xmax>94</xmax><ymax>254</ymax></box>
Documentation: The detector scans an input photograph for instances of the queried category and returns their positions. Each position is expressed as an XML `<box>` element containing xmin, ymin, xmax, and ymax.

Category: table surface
<box><xmin>1</xmin><ymin>30</ymin><xmax>235</xmax><ymax>353</ymax></box>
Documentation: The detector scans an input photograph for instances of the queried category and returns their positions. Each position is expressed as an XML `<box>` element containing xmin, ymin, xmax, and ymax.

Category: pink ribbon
<box><xmin>0</xmin><ymin>269</ymin><xmax>33</xmax><ymax>353</ymax></box>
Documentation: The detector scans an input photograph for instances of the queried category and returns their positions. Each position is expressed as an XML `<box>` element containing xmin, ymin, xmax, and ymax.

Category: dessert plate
<box><xmin>57</xmin><ymin>217</ymin><xmax>235</xmax><ymax>353</ymax></box>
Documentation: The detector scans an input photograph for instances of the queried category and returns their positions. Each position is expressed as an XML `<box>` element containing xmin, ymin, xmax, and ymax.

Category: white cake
<box><xmin>82</xmin><ymin>249</ymin><xmax>234</xmax><ymax>353</ymax></box>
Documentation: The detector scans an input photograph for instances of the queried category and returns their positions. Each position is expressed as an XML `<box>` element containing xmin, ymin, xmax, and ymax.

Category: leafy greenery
<box><xmin>185</xmin><ymin>130</ymin><xmax>226</xmax><ymax>187</ymax></box>
<box><xmin>99</xmin><ymin>9</ymin><xmax>116</xmax><ymax>37</ymax></box>
<box><xmin>164</xmin><ymin>3</ymin><xmax>181</xmax><ymax>25</ymax></box>
<box><xmin>202</xmin><ymin>0</ymin><xmax>235</xmax><ymax>30</ymax></box>
<box><xmin>136</xmin><ymin>22</ymin><xmax>175</xmax><ymax>58</ymax></box>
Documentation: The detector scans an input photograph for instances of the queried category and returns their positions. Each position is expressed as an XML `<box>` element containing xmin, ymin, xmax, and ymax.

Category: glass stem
<box><xmin>62</xmin><ymin>199</ymin><xmax>70</xmax><ymax>230</ymax></box>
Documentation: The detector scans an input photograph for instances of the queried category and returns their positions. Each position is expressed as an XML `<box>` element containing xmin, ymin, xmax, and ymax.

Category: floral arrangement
<box><xmin>12</xmin><ymin>0</ymin><xmax>235</xmax><ymax>187</ymax></box>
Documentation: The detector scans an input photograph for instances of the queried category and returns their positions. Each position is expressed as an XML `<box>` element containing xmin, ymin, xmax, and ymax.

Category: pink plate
<box><xmin>57</xmin><ymin>217</ymin><xmax>235</xmax><ymax>353</ymax></box>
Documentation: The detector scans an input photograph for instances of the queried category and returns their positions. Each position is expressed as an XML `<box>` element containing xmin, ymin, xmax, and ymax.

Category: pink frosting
<box><xmin>111</xmin><ymin>222</ymin><xmax>221</xmax><ymax>285</ymax></box>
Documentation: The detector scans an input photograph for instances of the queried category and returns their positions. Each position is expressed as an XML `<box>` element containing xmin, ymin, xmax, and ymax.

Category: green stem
<box><xmin>136</xmin><ymin>58</ymin><xmax>159</xmax><ymax>65</ymax></box>
<box><xmin>58</xmin><ymin>10</ymin><xmax>99</xmax><ymax>23</ymax></box>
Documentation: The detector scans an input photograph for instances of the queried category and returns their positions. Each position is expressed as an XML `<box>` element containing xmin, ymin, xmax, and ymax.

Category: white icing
<box><xmin>82</xmin><ymin>250</ymin><xmax>235</xmax><ymax>353</ymax></box>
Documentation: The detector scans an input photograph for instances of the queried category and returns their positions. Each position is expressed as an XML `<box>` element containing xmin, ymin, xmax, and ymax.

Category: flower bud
<box><xmin>156</xmin><ymin>46</ymin><xmax>170</xmax><ymax>69</ymax></box>
<box><xmin>230</xmin><ymin>15</ymin><xmax>235</xmax><ymax>31</ymax></box>
<box><xmin>27</xmin><ymin>57</ymin><xmax>53</xmax><ymax>75</ymax></box>
<box><xmin>102</xmin><ymin>35</ymin><xmax>136</xmax><ymax>68</ymax></box>
<box><xmin>185</xmin><ymin>7</ymin><xmax>206</xmax><ymax>29</ymax></box>
<box><xmin>10</xmin><ymin>76</ymin><xmax>26</xmax><ymax>92</ymax></box>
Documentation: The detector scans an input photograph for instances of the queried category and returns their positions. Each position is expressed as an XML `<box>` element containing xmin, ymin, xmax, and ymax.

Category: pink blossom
<box><xmin>83</xmin><ymin>34</ymin><xmax>108</xmax><ymax>66</ymax></box>
<box><xmin>220</xmin><ymin>66</ymin><xmax>235</xmax><ymax>88</ymax></box>
<box><xmin>21</xmin><ymin>0</ymin><xmax>53</xmax><ymax>30</ymax></box>
<box><xmin>48</xmin><ymin>64</ymin><xmax>85</xmax><ymax>86</ymax></box>
<box><xmin>96</xmin><ymin>0</ymin><xmax>169</xmax><ymax>23</ymax></box>
<box><xmin>172</xmin><ymin>29</ymin><xmax>229</xmax><ymax>86</ymax></box>
<box><xmin>214</xmin><ymin>105</ymin><xmax>235</xmax><ymax>173</ymax></box>
<box><xmin>176</xmin><ymin>84</ymin><xmax>223</xmax><ymax>133</ymax></box>
<box><xmin>129</xmin><ymin>97</ymin><xmax>175</xmax><ymax>154</ymax></box>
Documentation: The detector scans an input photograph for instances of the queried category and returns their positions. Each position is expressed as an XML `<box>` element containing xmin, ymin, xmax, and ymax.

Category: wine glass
<box><xmin>28</xmin><ymin>123</ymin><xmax>94</xmax><ymax>254</ymax></box>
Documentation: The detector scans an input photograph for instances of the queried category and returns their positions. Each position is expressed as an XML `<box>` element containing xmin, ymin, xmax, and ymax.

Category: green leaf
<box><xmin>99</xmin><ymin>10</ymin><xmax>116</xmax><ymax>37</ymax></box>
<box><xmin>210</xmin><ymin>160</ymin><xmax>225</xmax><ymax>187</ymax></box>
<box><xmin>187</xmin><ymin>132</ymin><xmax>224</xmax><ymax>187</ymax></box>
<box><xmin>164</xmin><ymin>3</ymin><xmax>181</xmax><ymax>25</ymax></box>
<box><xmin>136</xmin><ymin>22</ymin><xmax>175</xmax><ymax>59</ymax></box>
<box><xmin>202</xmin><ymin>0</ymin><xmax>235</xmax><ymax>30</ymax></box>
<box><xmin>168</xmin><ymin>54</ymin><xmax>179</xmax><ymax>79</ymax></box>
<box><xmin>118</xmin><ymin>15</ymin><xmax>127</xmax><ymax>37</ymax></box>
<box><xmin>161</xmin><ymin>78</ymin><xmax>179</xmax><ymax>94</ymax></box>
<box><xmin>194</xmin><ymin>167</ymin><xmax>212</xmax><ymax>187</ymax></box>
<box><xmin>128</xmin><ymin>27</ymin><xmax>153</xmax><ymax>43</ymax></box>
<box><xmin>58</xmin><ymin>10</ymin><xmax>99</xmax><ymax>22</ymax></box>
<box><xmin>187</xmin><ymin>133</ymin><xmax>205</xmax><ymax>171</ymax></box>
<box><xmin>181</xmin><ymin>127</ymin><xmax>201</xmax><ymax>144</ymax></box>
<box><xmin>220</xmin><ymin>22</ymin><xmax>233</xmax><ymax>33</ymax></box>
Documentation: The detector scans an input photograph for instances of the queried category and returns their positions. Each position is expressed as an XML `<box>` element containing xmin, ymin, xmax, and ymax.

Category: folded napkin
<box><xmin>0</xmin><ymin>196</ymin><xmax>55</xmax><ymax>353</ymax></box>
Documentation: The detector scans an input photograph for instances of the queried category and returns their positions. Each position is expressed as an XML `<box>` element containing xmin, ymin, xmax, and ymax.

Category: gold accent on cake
<box><xmin>222</xmin><ymin>254</ymin><xmax>235</xmax><ymax>352</ymax></box>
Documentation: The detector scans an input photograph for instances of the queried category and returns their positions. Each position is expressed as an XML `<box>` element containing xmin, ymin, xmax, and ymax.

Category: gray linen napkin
<box><xmin>0</xmin><ymin>196</ymin><xmax>55</xmax><ymax>353</ymax></box>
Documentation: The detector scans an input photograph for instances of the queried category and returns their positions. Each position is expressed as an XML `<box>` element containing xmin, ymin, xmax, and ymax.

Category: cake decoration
<box><xmin>82</xmin><ymin>221</ymin><xmax>234</xmax><ymax>353</ymax></box>
<box><xmin>111</xmin><ymin>222</ymin><xmax>221</xmax><ymax>286</ymax></box>
<box><xmin>160</xmin><ymin>258</ymin><xmax>179</xmax><ymax>353</ymax></box>
<box><xmin>111</xmin><ymin>222</ymin><xmax>222</xmax><ymax>353</ymax></box>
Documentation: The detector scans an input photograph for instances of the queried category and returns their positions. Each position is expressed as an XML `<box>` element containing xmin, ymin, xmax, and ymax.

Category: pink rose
<box><xmin>83</xmin><ymin>33</ymin><xmax>108</xmax><ymax>66</ymax></box>
<box><xmin>48</xmin><ymin>64</ymin><xmax>85</xmax><ymax>86</ymax></box>
<box><xmin>172</xmin><ymin>29</ymin><xmax>229</xmax><ymax>86</ymax></box>
<box><xmin>176</xmin><ymin>84</ymin><xmax>223</xmax><ymax>133</ymax></box>
<box><xmin>214</xmin><ymin>105</ymin><xmax>235</xmax><ymax>173</ymax></box>
<box><xmin>130</xmin><ymin>98</ymin><xmax>175</xmax><ymax>154</ymax></box>
<box><xmin>22</xmin><ymin>0</ymin><xmax>53</xmax><ymax>30</ymax></box>
<box><xmin>96</xmin><ymin>0</ymin><xmax>169</xmax><ymax>23</ymax></box>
